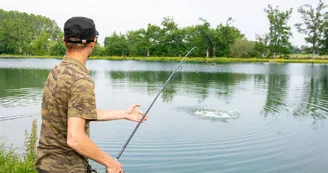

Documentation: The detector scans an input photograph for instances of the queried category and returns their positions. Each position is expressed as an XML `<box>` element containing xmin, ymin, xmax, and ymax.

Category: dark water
<box><xmin>0</xmin><ymin>58</ymin><xmax>327</xmax><ymax>173</ymax></box>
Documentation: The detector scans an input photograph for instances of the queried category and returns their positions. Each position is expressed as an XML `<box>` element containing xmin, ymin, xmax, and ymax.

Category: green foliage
<box><xmin>264</xmin><ymin>4</ymin><xmax>293</xmax><ymax>58</ymax></box>
<box><xmin>2</xmin><ymin>5</ymin><xmax>328</xmax><ymax>59</ymax></box>
<box><xmin>104</xmin><ymin>32</ymin><xmax>128</xmax><ymax>56</ymax></box>
<box><xmin>102</xmin><ymin>16</ymin><xmax>243</xmax><ymax>58</ymax></box>
<box><xmin>24</xmin><ymin>119</ymin><xmax>38</xmax><ymax>163</ymax></box>
<box><xmin>92</xmin><ymin>43</ymin><xmax>106</xmax><ymax>56</ymax></box>
<box><xmin>295</xmin><ymin>0</ymin><xmax>328</xmax><ymax>58</ymax></box>
<box><xmin>254</xmin><ymin>34</ymin><xmax>270</xmax><ymax>58</ymax></box>
<box><xmin>319</xmin><ymin>20</ymin><xmax>328</xmax><ymax>55</ymax></box>
<box><xmin>230</xmin><ymin>38</ymin><xmax>257</xmax><ymax>58</ymax></box>
<box><xmin>0</xmin><ymin>9</ymin><xmax>62</xmax><ymax>56</ymax></box>
<box><xmin>0</xmin><ymin>119</ymin><xmax>38</xmax><ymax>173</ymax></box>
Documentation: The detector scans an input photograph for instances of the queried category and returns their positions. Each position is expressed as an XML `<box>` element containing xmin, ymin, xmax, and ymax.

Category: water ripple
<box><xmin>90</xmin><ymin>116</ymin><xmax>310</xmax><ymax>173</ymax></box>
<box><xmin>0</xmin><ymin>88</ymin><xmax>43</xmax><ymax>108</ymax></box>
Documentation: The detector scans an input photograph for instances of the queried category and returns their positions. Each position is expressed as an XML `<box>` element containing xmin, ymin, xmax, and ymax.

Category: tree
<box><xmin>320</xmin><ymin>23</ymin><xmax>328</xmax><ymax>55</ymax></box>
<box><xmin>319</xmin><ymin>16</ymin><xmax>328</xmax><ymax>55</ymax></box>
<box><xmin>0</xmin><ymin>9</ymin><xmax>62</xmax><ymax>55</ymax></box>
<box><xmin>104</xmin><ymin>32</ymin><xmax>128</xmax><ymax>56</ymax></box>
<box><xmin>254</xmin><ymin>34</ymin><xmax>270</xmax><ymax>57</ymax></box>
<box><xmin>198</xmin><ymin>17</ymin><xmax>243</xmax><ymax>58</ymax></box>
<box><xmin>216</xmin><ymin>19</ymin><xmax>244</xmax><ymax>57</ymax></box>
<box><xmin>264</xmin><ymin>5</ymin><xmax>293</xmax><ymax>58</ymax></box>
<box><xmin>31</xmin><ymin>31</ymin><xmax>51</xmax><ymax>55</ymax></box>
<box><xmin>197</xmin><ymin>18</ymin><xmax>212</xmax><ymax>57</ymax></box>
<box><xmin>295</xmin><ymin>0</ymin><xmax>328</xmax><ymax>59</ymax></box>
<box><xmin>145</xmin><ymin>24</ymin><xmax>162</xmax><ymax>56</ymax></box>
<box><xmin>230</xmin><ymin>38</ymin><xmax>256</xmax><ymax>58</ymax></box>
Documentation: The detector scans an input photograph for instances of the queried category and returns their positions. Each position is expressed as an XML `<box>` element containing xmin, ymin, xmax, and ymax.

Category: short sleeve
<box><xmin>68</xmin><ymin>78</ymin><xmax>98</xmax><ymax>120</ymax></box>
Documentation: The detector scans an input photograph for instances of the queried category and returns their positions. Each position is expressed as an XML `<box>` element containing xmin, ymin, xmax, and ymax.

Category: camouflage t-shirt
<box><xmin>34</xmin><ymin>56</ymin><xmax>98</xmax><ymax>173</ymax></box>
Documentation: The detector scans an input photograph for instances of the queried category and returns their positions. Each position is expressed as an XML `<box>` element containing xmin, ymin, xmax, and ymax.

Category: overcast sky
<box><xmin>1</xmin><ymin>0</ymin><xmax>323</xmax><ymax>47</ymax></box>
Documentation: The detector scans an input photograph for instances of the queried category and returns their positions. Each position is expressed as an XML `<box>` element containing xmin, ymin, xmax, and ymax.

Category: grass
<box><xmin>0</xmin><ymin>120</ymin><xmax>38</xmax><ymax>173</ymax></box>
<box><xmin>0</xmin><ymin>119</ymin><xmax>105</xmax><ymax>172</ymax></box>
<box><xmin>89</xmin><ymin>56</ymin><xmax>328</xmax><ymax>64</ymax></box>
<box><xmin>1</xmin><ymin>54</ymin><xmax>328</xmax><ymax>64</ymax></box>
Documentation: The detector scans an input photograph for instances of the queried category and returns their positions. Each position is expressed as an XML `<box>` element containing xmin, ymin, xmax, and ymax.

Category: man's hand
<box><xmin>95</xmin><ymin>104</ymin><xmax>149</xmax><ymax>122</ymax></box>
<box><xmin>106</xmin><ymin>159</ymin><xmax>123</xmax><ymax>173</ymax></box>
<box><xmin>124</xmin><ymin>104</ymin><xmax>148</xmax><ymax>122</ymax></box>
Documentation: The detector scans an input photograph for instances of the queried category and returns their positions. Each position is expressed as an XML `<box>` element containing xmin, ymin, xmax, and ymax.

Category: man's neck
<box><xmin>65</xmin><ymin>51</ymin><xmax>88</xmax><ymax>65</ymax></box>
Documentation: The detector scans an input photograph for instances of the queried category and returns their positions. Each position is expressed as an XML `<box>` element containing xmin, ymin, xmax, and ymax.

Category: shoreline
<box><xmin>1</xmin><ymin>55</ymin><xmax>328</xmax><ymax>64</ymax></box>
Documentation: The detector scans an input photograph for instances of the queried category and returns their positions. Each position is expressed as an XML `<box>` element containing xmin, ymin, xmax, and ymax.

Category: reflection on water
<box><xmin>0</xmin><ymin>60</ymin><xmax>328</xmax><ymax>173</ymax></box>
<box><xmin>1</xmin><ymin>66</ymin><xmax>328</xmax><ymax>122</ymax></box>
<box><xmin>293</xmin><ymin>70</ymin><xmax>328</xmax><ymax>128</ymax></box>
<box><xmin>0</xmin><ymin>68</ymin><xmax>49</xmax><ymax>108</ymax></box>
<box><xmin>262</xmin><ymin>74</ymin><xmax>289</xmax><ymax>116</ymax></box>
<box><xmin>108</xmin><ymin>71</ymin><xmax>250</xmax><ymax>103</ymax></box>
<box><xmin>107</xmin><ymin>70</ymin><xmax>328</xmax><ymax>122</ymax></box>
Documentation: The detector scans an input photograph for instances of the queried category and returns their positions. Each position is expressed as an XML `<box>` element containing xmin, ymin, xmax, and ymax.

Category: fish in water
<box><xmin>193</xmin><ymin>109</ymin><xmax>240</xmax><ymax>122</ymax></box>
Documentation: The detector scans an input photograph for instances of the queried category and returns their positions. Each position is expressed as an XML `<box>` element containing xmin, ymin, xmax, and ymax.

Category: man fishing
<box><xmin>33</xmin><ymin>16</ymin><xmax>148</xmax><ymax>173</ymax></box>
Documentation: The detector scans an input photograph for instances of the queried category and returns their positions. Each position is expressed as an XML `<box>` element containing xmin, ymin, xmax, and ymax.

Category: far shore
<box><xmin>1</xmin><ymin>54</ymin><xmax>328</xmax><ymax>64</ymax></box>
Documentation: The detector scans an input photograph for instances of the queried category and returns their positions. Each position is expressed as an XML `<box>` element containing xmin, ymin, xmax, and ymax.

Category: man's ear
<box><xmin>90</xmin><ymin>38</ymin><xmax>97</xmax><ymax>48</ymax></box>
<box><xmin>62</xmin><ymin>36</ymin><xmax>67</xmax><ymax>46</ymax></box>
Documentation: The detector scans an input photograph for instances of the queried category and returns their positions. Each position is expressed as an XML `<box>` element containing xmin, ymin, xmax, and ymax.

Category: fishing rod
<box><xmin>0</xmin><ymin>113</ymin><xmax>39</xmax><ymax>122</ymax></box>
<box><xmin>114</xmin><ymin>46</ymin><xmax>197</xmax><ymax>171</ymax></box>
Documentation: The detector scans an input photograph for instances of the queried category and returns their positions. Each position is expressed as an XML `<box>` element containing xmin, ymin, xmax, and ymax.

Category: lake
<box><xmin>0</xmin><ymin>58</ymin><xmax>327</xmax><ymax>173</ymax></box>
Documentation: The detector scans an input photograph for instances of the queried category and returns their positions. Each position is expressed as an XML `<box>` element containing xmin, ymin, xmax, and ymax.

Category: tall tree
<box><xmin>319</xmin><ymin>21</ymin><xmax>328</xmax><ymax>55</ymax></box>
<box><xmin>216</xmin><ymin>18</ymin><xmax>244</xmax><ymax>57</ymax></box>
<box><xmin>145</xmin><ymin>24</ymin><xmax>162</xmax><ymax>56</ymax></box>
<box><xmin>264</xmin><ymin>5</ymin><xmax>293</xmax><ymax>58</ymax></box>
<box><xmin>197</xmin><ymin>18</ymin><xmax>212</xmax><ymax>57</ymax></box>
<box><xmin>198</xmin><ymin>17</ymin><xmax>243</xmax><ymax>57</ymax></box>
<box><xmin>295</xmin><ymin>0</ymin><xmax>328</xmax><ymax>59</ymax></box>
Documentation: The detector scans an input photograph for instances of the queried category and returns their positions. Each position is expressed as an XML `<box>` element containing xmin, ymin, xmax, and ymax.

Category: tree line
<box><xmin>1</xmin><ymin>0</ymin><xmax>328</xmax><ymax>58</ymax></box>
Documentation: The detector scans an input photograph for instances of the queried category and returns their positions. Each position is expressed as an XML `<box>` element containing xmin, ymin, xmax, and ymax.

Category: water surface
<box><xmin>0</xmin><ymin>58</ymin><xmax>327</xmax><ymax>173</ymax></box>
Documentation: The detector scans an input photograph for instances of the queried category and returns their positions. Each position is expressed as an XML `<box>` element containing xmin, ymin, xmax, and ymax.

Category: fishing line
<box><xmin>0</xmin><ymin>113</ymin><xmax>39</xmax><ymax>122</ymax></box>
<box><xmin>113</xmin><ymin>47</ymin><xmax>196</xmax><ymax>172</ymax></box>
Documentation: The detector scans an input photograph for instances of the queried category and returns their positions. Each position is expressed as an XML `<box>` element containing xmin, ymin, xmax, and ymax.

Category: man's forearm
<box><xmin>96</xmin><ymin>109</ymin><xmax>127</xmax><ymax>121</ymax></box>
<box><xmin>67</xmin><ymin>132</ymin><xmax>114</xmax><ymax>168</ymax></box>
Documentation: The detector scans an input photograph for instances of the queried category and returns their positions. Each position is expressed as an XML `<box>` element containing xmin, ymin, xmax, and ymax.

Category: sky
<box><xmin>1</xmin><ymin>0</ymin><xmax>323</xmax><ymax>47</ymax></box>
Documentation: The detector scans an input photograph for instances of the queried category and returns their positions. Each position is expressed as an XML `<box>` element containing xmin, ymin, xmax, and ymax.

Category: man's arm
<box><xmin>96</xmin><ymin>109</ymin><xmax>127</xmax><ymax>121</ymax></box>
<box><xmin>67</xmin><ymin>117</ymin><xmax>118</xmax><ymax>168</ymax></box>
<box><xmin>67</xmin><ymin>78</ymin><xmax>122</xmax><ymax>171</ymax></box>
<box><xmin>95</xmin><ymin>104</ymin><xmax>148</xmax><ymax>122</ymax></box>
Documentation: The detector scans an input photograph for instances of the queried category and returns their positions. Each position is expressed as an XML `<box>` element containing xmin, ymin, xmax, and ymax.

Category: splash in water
<box><xmin>193</xmin><ymin>109</ymin><xmax>240</xmax><ymax>122</ymax></box>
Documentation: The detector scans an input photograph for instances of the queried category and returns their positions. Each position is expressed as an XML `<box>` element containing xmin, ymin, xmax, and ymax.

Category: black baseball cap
<box><xmin>64</xmin><ymin>17</ymin><xmax>99</xmax><ymax>44</ymax></box>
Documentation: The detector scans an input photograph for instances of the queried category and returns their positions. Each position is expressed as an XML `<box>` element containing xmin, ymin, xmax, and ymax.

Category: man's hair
<box><xmin>65</xmin><ymin>37</ymin><xmax>91</xmax><ymax>51</ymax></box>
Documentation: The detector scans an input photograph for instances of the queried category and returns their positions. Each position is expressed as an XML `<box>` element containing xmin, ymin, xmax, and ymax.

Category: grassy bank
<box><xmin>89</xmin><ymin>56</ymin><xmax>328</xmax><ymax>64</ymax></box>
<box><xmin>0</xmin><ymin>119</ymin><xmax>104</xmax><ymax>173</ymax></box>
<box><xmin>0</xmin><ymin>120</ymin><xmax>38</xmax><ymax>173</ymax></box>
<box><xmin>1</xmin><ymin>54</ymin><xmax>328</xmax><ymax>64</ymax></box>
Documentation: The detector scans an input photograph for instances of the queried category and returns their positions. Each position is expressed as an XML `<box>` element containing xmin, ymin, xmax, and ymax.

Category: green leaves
<box><xmin>3</xmin><ymin>3</ymin><xmax>328</xmax><ymax>59</ymax></box>
<box><xmin>295</xmin><ymin>0</ymin><xmax>328</xmax><ymax>58</ymax></box>
<box><xmin>0</xmin><ymin>120</ymin><xmax>38</xmax><ymax>173</ymax></box>
<box><xmin>0</xmin><ymin>9</ymin><xmax>62</xmax><ymax>56</ymax></box>
<box><xmin>264</xmin><ymin>4</ymin><xmax>293</xmax><ymax>58</ymax></box>
<box><xmin>104</xmin><ymin>32</ymin><xmax>128</xmax><ymax>56</ymax></box>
